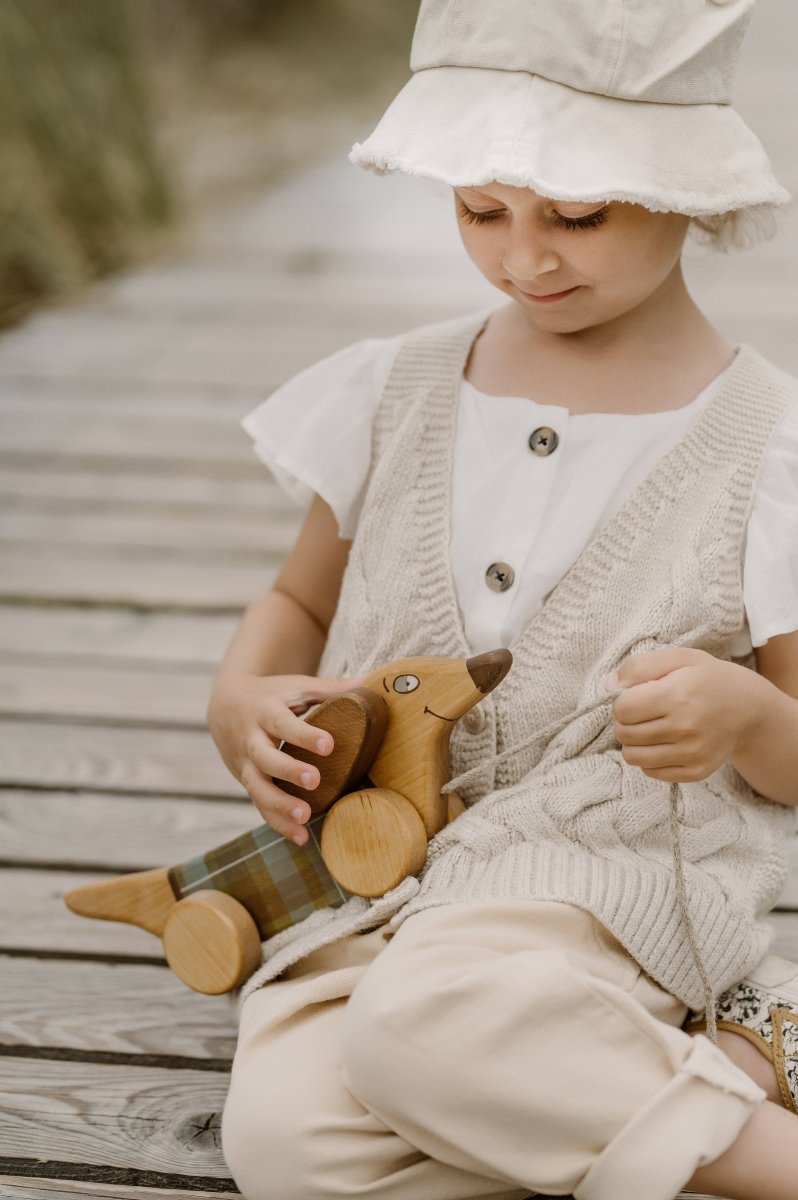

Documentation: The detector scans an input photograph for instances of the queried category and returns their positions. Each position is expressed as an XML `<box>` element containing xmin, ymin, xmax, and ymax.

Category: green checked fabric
<box><xmin>168</xmin><ymin>816</ymin><xmax>353</xmax><ymax>940</ymax></box>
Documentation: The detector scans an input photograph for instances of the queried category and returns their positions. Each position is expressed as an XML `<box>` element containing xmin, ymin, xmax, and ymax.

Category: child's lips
<box><xmin>518</xmin><ymin>285</ymin><xmax>580</xmax><ymax>303</ymax></box>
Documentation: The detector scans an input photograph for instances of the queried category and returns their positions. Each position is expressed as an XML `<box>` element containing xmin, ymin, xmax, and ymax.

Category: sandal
<box><xmin>686</xmin><ymin>953</ymin><xmax>798</xmax><ymax>1115</ymax></box>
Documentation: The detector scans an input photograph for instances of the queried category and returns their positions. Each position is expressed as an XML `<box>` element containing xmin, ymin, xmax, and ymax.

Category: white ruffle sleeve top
<box><xmin>242</xmin><ymin>336</ymin><xmax>798</xmax><ymax>659</ymax></box>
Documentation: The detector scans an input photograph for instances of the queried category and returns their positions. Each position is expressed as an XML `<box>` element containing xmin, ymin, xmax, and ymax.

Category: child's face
<box><xmin>452</xmin><ymin>181</ymin><xmax>690</xmax><ymax>336</ymax></box>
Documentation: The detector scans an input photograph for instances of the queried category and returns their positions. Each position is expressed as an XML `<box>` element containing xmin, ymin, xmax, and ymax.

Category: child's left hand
<box><xmin>605</xmin><ymin>647</ymin><xmax>764</xmax><ymax>783</ymax></box>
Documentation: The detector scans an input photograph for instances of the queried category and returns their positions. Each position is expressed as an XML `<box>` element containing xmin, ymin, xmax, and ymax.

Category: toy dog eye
<box><xmin>393</xmin><ymin>674</ymin><xmax>420</xmax><ymax>693</ymax></box>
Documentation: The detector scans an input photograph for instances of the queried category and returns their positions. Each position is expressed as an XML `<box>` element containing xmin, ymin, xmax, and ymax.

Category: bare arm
<box><xmin>727</xmin><ymin>629</ymin><xmax>798</xmax><ymax>807</ymax></box>
<box><xmin>208</xmin><ymin>494</ymin><xmax>359</xmax><ymax>843</ymax></box>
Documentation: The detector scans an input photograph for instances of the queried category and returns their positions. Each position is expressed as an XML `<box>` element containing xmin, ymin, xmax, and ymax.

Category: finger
<box><xmin>619</xmin><ymin>743</ymin><xmax>684</xmax><ymax>770</ymax></box>
<box><xmin>636</xmin><ymin>764</ymin><xmax>706</xmax><ymax>783</ymax></box>
<box><xmin>247</xmin><ymin>729</ymin><xmax>322</xmax><ymax>792</ymax></box>
<box><xmin>614</xmin><ymin>647</ymin><xmax>700</xmax><ymax>690</ymax></box>
<box><xmin>280</xmin><ymin>674</ymin><xmax>368</xmax><ymax>716</ymax></box>
<box><xmin>259</xmin><ymin>700</ymin><xmax>334</xmax><ymax>756</ymax></box>
<box><xmin>613</xmin><ymin>716</ymin><xmax>673</xmax><ymax>746</ymax></box>
<box><xmin>241</xmin><ymin>762</ymin><xmax>312</xmax><ymax>845</ymax></box>
<box><xmin>613</xmin><ymin>682</ymin><xmax>670</xmax><ymax>725</ymax></box>
<box><xmin>313</xmin><ymin>673</ymin><xmax>368</xmax><ymax>696</ymax></box>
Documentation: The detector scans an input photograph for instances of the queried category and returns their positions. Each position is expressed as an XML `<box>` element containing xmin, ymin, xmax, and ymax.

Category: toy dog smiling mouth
<box><xmin>64</xmin><ymin>650</ymin><xmax>512</xmax><ymax>994</ymax></box>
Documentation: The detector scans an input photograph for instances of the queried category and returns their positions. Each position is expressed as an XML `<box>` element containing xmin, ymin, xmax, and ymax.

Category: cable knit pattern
<box><xmin>240</xmin><ymin>307</ymin><xmax>798</xmax><ymax>1009</ymax></box>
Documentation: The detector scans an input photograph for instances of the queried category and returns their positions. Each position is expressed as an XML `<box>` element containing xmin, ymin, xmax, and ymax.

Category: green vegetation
<box><xmin>0</xmin><ymin>1</ymin><xmax>171</xmax><ymax>327</ymax></box>
<box><xmin>0</xmin><ymin>0</ymin><xmax>417</xmax><ymax>329</ymax></box>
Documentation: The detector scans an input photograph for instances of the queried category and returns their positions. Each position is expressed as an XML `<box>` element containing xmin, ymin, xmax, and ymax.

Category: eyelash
<box><xmin>457</xmin><ymin>202</ymin><xmax>609</xmax><ymax>231</ymax></box>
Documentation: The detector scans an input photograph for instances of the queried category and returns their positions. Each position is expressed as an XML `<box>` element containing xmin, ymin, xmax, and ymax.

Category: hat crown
<box><xmin>410</xmin><ymin>0</ymin><xmax>754</xmax><ymax>104</ymax></box>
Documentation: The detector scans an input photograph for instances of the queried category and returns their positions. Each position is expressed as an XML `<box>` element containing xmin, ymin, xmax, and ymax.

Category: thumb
<box><xmin>605</xmin><ymin>648</ymin><xmax>694</xmax><ymax>692</ymax></box>
<box><xmin>311</xmin><ymin>673</ymin><xmax>368</xmax><ymax>698</ymax></box>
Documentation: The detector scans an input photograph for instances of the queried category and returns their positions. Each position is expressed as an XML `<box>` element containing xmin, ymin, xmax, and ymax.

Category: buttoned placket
<box><xmin>451</xmin><ymin>383</ymin><xmax>569</xmax><ymax>654</ymax></box>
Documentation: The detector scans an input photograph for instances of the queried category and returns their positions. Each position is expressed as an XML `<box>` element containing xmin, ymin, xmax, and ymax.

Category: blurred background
<box><xmin>0</xmin><ymin>0</ymin><xmax>418</xmax><ymax>329</ymax></box>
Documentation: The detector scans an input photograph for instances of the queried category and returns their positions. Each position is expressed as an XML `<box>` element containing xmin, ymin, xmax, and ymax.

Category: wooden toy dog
<box><xmin>64</xmin><ymin>650</ymin><xmax>512</xmax><ymax>994</ymax></box>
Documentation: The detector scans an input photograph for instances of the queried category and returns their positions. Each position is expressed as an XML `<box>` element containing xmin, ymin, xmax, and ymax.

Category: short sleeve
<box><xmin>743</xmin><ymin>402</ymin><xmax>798</xmax><ymax>646</ymax></box>
<box><xmin>241</xmin><ymin>336</ymin><xmax>402</xmax><ymax>538</ymax></box>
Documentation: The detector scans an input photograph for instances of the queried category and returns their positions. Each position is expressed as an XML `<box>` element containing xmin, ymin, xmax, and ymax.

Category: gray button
<box><xmin>463</xmin><ymin>706</ymin><xmax>487</xmax><ymax>734</ymax></box>
<box><xmin>485</xmin><ymin>561</ymin><xmax>515</xmax><ymax>592</ymax></box>
<box><xmin>529</xmin><ymin>426</ymin><xmax>559</xmax><ymax>456</ymax></box>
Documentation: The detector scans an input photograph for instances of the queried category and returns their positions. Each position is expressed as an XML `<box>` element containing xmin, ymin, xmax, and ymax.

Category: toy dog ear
<box><xmin>280</xmin><ymin>688</ymin><xmax>389</xmax><ymax>813</ymax></box>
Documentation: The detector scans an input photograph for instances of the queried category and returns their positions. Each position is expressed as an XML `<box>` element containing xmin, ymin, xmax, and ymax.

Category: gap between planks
<box><xmin>0</xmin><ymin>1174</ymin><xmax>239</xmax><ymax>1199</ymax></box>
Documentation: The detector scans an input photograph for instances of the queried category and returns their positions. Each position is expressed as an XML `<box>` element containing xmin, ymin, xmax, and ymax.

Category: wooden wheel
<box><xmin>321</xmin><ymin>788</ymin><xmax>428</xmax><ymax>898</ymax></box>
<box><xmin>162</xmin><ymin>891</ymin><xmax>262</xmax><ymax>995</ymax></box>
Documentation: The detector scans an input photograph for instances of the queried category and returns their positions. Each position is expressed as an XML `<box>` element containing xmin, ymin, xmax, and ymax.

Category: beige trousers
<box><xmin>222</xmin><ymin>900</ymin><xmax>765</xmax><ymax>1200</ymax></box>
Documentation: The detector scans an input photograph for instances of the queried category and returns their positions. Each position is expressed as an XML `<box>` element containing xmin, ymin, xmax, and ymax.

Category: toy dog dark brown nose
<box><xmin>466</xmin><ymin>649</ymin><xmax>513</xmax><ymax>694</ymax></box>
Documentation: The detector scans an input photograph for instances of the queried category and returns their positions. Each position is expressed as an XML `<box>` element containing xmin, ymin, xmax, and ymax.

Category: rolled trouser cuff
<box><xmin>575</xmin><ymin>1035</ymin><xmax>766</xmax><ymax>1200</ymax></box>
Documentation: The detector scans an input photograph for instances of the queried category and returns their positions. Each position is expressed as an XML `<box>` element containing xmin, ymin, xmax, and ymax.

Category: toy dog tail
<box><xmin>65</xmin><ymin>867</ymin><xmax>176</xmax><ymax>936</ymax></box>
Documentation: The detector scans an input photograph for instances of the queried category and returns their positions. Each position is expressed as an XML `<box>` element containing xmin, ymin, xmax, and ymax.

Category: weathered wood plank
<box><xmin>0</xmin><ymin>316</ymin><xmax>390</xmax><ymax>389</ymax></box>
<box><xmin>0</xmin><ymin>1178</ymin><xmax>239</xmax><ymax>1200</ymax></box>
<box><xmin>79</xmin><ymin>258</ymin><xmax>496</xmax><ymax>323</ymax></box>
<box><xmin>0</xmin><ymin>466</ymin><xmax>289</xmax><ymax>512</ymax></box>
<box><xmin>0</xmin><ymin>549</ymin><xmax>277</xmax><ymax>609</ymax></box>
<box><xmin>0</xmin><ymin>791</ymin><xmax>256</xmax><ymax>867</ymax></box>
<box><xmin>0</xmin><ymin>958</ymin><xmax>236</xmax><ymax>1059</ymax></box>
<box><xmin>0</xmin><ymin>373</ymin><xmax>259</xmax><ymax>410</ymax></box>
<box><xmin>0</xmin><ymin>721</ymin><xmax>240</xmax><ymax>796</ymax></box>
<box><xmin>0</xmin><ymin>608</ymin><xmax>238</xmax><ymax>666</ymax></box>
<box><xmin>0</xmin><ymin>509</ymin><xmax>298</xmax><ymax>556</ymax></box>
<box><xmin>0</xmin><ymin>662</ymin><xmax>215</xmax><ymax>724</ymax></box>
<box><xmin>2</xmin><ymin>870</ymin><xmax>169</xmax><ymax>957</ymax></box>
<box><xmin>0</xmin><ymin>407</ymin><xmax>255</xmax><ymax>465</ymax></box>
<box><xmin>0</xmin><ymin>1059</ymin><xmax>231</xmax><ymax>1178</ymax></box>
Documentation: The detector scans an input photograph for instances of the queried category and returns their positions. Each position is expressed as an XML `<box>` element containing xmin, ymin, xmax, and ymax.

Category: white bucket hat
<box><xmin>350</xmin><ymin>0</ymin><xmax>789</xmax><ymax>218</ymax></box>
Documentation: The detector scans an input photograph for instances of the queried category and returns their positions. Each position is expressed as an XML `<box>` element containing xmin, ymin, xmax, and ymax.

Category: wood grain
<box><xmin>0</xmin><ymin>792</ymin><xmax>256</xmax><ymax>869</ymax></box>
<box><xmin>0</xmin><ymin>722</ymin><xmax>242</xmax><ymax>797</ymax></box>
<box><xmin>0</xmin><ymin>464</ymin><xmax>286</xmax><ymax>508</ymax></box>
<box><xmin>0</xmin><ymin>1177</ymin><xmax>239</xmax><ymax>1200</ymax></box>
<box><xmin>0</xmin><ymin>405</ymin><xmax>255</xmax><ymax>465</ymax></box>
<box><xmin>0</xmin><ymin>608</ymin><xmax>238</xmax><ymax>666</ymax></box>
<box><xmin>2</xmin><ymin>870</ymin><xmax>168</xmax><ymax>957</ymax></box>
<box><xmin>0</xmin><ymin>549</ymin><xmax>278</xmax><ymax>609</ymax></box>
<box><xmin>0</xmin><ymin>663</ymin><xmax>216</xmax><ymax>724</ymax></box>
<box><xmin>0</xmin><ymin>1059</ymin><xmax>232</xmax><ymax>1178</ymax></box>
<box><xmin>0</xmin><ymin>509</ymin><xmax>297</xmax><ymax>556</ymax></box>
<box><xmin>0</xmin><ymin>958</ymin><xmax>236</xmax><ymax>1059</ymax></box>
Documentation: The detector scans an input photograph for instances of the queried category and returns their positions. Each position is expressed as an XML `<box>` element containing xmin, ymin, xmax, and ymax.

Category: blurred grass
<box><xmin>0</xmin><ymin>0</ymin><xmax>417</xmax><ymax>329</ymax></box>
<box><xmin>0</xmin><ymin>1</ymin><xmax>172</xmax><ymax>328</ymax></box>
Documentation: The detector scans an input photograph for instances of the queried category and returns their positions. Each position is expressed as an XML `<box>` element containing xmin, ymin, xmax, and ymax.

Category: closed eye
<box><xmin>457</xmin><ymin>200</ymin><xmax>609</xmax><ymax>231</ymax></box>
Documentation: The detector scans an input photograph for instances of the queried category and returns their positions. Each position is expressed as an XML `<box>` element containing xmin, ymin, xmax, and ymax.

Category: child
<box><xmin>212</xmin><ymin>2</ymin><xmax>798</xmax><ymax>1197</ymax></box>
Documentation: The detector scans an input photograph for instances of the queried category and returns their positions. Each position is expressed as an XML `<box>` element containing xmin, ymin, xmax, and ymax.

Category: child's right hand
<box><xmin>207</xmin><ymin>672</ymin><xmax>364</xmax><ymax>845</ymax></box>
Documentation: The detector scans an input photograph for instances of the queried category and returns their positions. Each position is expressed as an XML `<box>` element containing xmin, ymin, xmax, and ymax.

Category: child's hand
<box><xmin>605</xmin><ymin>648</ymin><xmax>767</xmax><ymax>783</ymax></box>
<box><xmin>207</xmin><ymin>672</ymin><xmax>364</xmax><ymax>844</ymax></box>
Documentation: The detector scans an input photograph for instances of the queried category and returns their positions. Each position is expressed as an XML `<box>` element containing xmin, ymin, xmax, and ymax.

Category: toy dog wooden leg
<box><xmin>65</xmin><ymin>650</ymin><xmax>512</xmax><ymax>994</ymax></box>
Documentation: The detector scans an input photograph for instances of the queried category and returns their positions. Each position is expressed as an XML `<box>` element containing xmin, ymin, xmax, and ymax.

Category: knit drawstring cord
<box><xmin>444</xmin><ymin>689</ymin><xmax>718</xmax><ymax>1042</ymax></box>
<box><xmin>668</xmin><ymin>780</ymin><xmax>718</xmax><ymax>1042</ymax></box>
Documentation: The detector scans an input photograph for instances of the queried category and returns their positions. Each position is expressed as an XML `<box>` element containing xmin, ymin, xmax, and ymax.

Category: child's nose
<box><xmin>502</xmin><ymin>227</ymin><xmax>560</xmax><ymax>282</ymax></box>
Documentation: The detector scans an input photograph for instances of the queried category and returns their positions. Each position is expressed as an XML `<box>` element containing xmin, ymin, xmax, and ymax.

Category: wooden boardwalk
<box><xmin>1</xmin><ymin>4</ymin><xmax>798</xmax><ymax>1189</ymax></box>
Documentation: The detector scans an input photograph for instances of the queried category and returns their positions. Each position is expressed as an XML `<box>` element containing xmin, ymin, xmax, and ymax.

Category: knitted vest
<box><xmin>241</xmin><ymin>307</ymin><xmax>798</xmax><ymax>1008</ymax></box>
